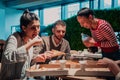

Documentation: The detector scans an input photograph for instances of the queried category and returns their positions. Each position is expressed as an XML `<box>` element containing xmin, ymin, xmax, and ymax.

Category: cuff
<box><xmin>94</xmin><ymin>42</ymin><xmax>100</xmax><ymax>47</ymax></box>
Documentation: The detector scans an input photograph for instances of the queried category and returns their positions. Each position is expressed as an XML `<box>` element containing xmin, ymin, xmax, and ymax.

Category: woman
<box><xmin>0</xmin><ymin>9</ymin><xmax>51</xmax><ymax>80</ymax></box>
<box><xmin>77</xmin><ymin>7</ymin><xmax>120</xmax><ymax>60</ymax></box>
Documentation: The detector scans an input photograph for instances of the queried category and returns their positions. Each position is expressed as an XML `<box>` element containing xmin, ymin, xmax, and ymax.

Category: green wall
<box><xmin>45</xmin><ymin>9</ymin><xmax>120</xmax><ymax>50</ymax></box>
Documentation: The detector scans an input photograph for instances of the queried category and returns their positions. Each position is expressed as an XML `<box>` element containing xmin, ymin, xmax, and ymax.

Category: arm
<box><xmin>97</xmin><ymin>58</ymin><xmax>120</xmax><ymax>75</ymax></box>
<box><xmin>115</xmin><ymin>60</ymin><xmax>120</xmax><ymax>65</ymax></box>
<box><xmin>97</xmin><ymin>23</ymin><xmax>118</xmax><ymax>47</ymax></box>
<box><xmin>61</xmin><ymin>40</ymin><xmax>71</xmax><ymax>59</ymax></box>
<box><xmin>3</xmin><ymin>35</ymin><xmax>27</xmax><ymax>63</ymax></box>
<box><xmin>83</xmin><ymin>23</ymin><xmax>117</xmax><ymax>48</ymax></box>
<box><xmin>65</xmin><ymin>41</ymin><xmax>71</xmax><ymax>53</ymax></box>
<box><xmin>64</xmin><ymin>41</ymin><xmax>71</xmax><ymax>60</ymax></box>
<box><xmin>82</xmin><ymin>37</ymin><xmax>96</xmax><ymax>47</ymax></box>
<box><xmin>3</xmin><ymin>35</ymin><xmax>42</xmax><ymax>63</ymax></box>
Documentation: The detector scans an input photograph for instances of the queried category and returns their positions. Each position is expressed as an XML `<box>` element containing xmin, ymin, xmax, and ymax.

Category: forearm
<box><xmin>108</xmin><ymin>61</ymin><xmax>120</xmax><ymax>75</ymax></box>
<box><xmin>99</xmin><ymin>26</ymin><xmax>118</xmax><ymax>47</ymax></box>
<box><xmin>3</xmin><ymin>36</ymin><xmax>27</xmax><ymax>63</ymax></box>
<box><xmin>24</xmin><ymin>41</ymin><xmax>34</xmax><ymax>50</ymax></box>
<box><xmin>98</xmin><ymin>58</ymin><xmax>120</xmax><ymax>76</ymax></box>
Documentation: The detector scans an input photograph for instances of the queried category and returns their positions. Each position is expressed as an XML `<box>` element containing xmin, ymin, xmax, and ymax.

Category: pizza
<box><xmin>51</xmin><ymin>49</ymin><xmax>66</xmax><ymax>57</ymax></box>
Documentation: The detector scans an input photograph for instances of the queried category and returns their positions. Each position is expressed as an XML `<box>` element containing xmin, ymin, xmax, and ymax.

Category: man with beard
<box><xmin>34</xmin><ymin>20</ymin><xmax>71</xmax><ymax>80</ymax></box>
<box><xmin>39</xmin><ymin>20</ymin><xmax>71</xmax><ymax>61</ymax></box>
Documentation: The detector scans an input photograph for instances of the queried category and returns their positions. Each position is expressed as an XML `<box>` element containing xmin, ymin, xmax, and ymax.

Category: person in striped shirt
<box><xmin>77</xmin><ymin>7</ymin><xmax>120</xmax><ymax>60</ymax></box>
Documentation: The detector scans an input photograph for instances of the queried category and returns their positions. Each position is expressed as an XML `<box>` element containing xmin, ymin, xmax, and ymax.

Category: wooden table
<box><xmin>26</xmin><ymin>60</ymin><xmax>114</xmax><ymax>79</ymax></box>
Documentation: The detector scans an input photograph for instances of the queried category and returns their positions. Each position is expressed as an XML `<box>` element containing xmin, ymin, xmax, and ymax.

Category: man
<box><xmin>77</xmin><ymin>7</ymin><xmax>120</xmax><ymax>60</ymax></box>
<box><xmin>35</xmin><ymin>20</ymin><xmax>71</xmax><ymax>80</ymax></box>
<box><xmin>39</xmin><ymin>20</ymin><xmax>70</xmax><ymax>61</ymax></box>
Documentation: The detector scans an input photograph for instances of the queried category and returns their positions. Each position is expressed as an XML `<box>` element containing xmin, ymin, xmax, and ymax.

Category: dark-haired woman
<box><xmin>0</xmin><ymin>10</ymin><xmax>52</xmax><ymax>80</ymax></box>
<box><xmin>77</xmin><ymin>7</ymin><xmax>120</xmax><ymax>60</ymax></box>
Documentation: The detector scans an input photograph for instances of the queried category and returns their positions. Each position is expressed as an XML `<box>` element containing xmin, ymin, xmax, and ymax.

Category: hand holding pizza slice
<box><xmin>45</xmin><ymin>49</ymin><xmax>66</xmax><ymax>58</ymax></box>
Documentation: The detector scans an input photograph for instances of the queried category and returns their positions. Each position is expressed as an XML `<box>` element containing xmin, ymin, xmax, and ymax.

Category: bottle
<box><xmin>81</xmin><ymin>33</ymin><xmax>90</xmax><ymax>41</ymax></box>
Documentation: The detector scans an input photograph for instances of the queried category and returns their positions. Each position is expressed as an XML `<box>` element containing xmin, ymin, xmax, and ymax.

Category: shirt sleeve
<box><xmin>64</xmin><ymin>40</ymin><xmax>71</xmax><ymax>60</ymax></box>
<box><xmin>65</xmin><ymin>41</ymin><xmax>71</xmax><ymax>53</ymax></box>
<box><xmin>3</xmin><ymin>35</ymin><xmax>27</xmax><ymax>63</ymax></box>
<box><xmin>99</xmin><ymin>23</ymin><xmax>117</xmax><ymax>47</ymax></box>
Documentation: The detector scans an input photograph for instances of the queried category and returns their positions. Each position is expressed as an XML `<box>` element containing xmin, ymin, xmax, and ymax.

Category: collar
<box><xmin>52</xmin><ymin>35</ymin><xmax>63</xmax><ymax>47</ymax></box>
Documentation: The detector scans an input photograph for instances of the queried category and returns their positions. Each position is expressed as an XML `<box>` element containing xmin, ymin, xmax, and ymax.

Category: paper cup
<box><xmin>79</xmin><ymin>60</ymin><xmax>87</xmax><ymax>71</ymax></box>
<box><xmin>59</xmin><ymin>60</ymin><xmax>66</xmax><ymax>70</ymax></box>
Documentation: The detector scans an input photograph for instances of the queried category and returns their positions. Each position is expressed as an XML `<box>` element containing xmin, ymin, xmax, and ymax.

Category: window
<box><xmin>67</xmin><ymin>2</ymin><xmax>80</xmax><ymax>18</ymax></box>
<box><xmin>115</xmin><ymin>32</ymin><xmax>120</xmax><ymax>45</ymax></box>
<box><xmin>118</xmin><ymin>0</ymin><xmax>120</xmax><ymax>6</ymax></box>
<box><xmin>81</xmin><ymin>1</ymin><xmax>89</xmax><ymax>8</ymax></box>
<box><xmin>43</xmin><ymin>6</ymin><xmax>61</xmax><ymax>26</ymax></box>
<box><xmin>94</xmin><ymin>0</ymin><xmax>98</xmax><ymax>9</ymax></box>
<box><xmin>104</xmin><ymin>0</ymin><xmax>112</xmax><ymax>9</ymax></box>
<box><xmin>31</xmin><ymin>9</ymin><xmax>39</xmax><ymax>16</ymax></box>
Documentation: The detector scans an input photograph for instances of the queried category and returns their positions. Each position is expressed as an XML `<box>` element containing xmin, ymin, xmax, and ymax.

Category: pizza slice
<box><xmin>51</xmin><ymin>49</ymin><xmax>66</xmax><ymax>57</ymax></box>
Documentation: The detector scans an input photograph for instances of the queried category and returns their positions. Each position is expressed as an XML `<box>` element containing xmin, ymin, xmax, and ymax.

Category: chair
<box><xmin>0</xmin><ymin>39</ymin><xmax>5</xmax><ymax>62</ymax></box>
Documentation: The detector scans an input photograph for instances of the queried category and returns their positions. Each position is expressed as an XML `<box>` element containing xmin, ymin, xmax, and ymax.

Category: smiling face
<box><xmin>22</xmin><ymin>20</ymin><xmax>40</xmax><ymax>39</ymax></box>
<box><xmin>52</xmin><ymin>24</ymin><xmax>66</xmax><ymax>41</ymax></box>
<box><xmin>77</xmin><ymin>15</ymin><xmax>93</xmax><ymax>29</ymax></box>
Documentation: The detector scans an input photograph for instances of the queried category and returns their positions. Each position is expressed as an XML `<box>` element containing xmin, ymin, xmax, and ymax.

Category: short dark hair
<box><xmin>53</xmin><ymin>20</ymin><xmax>66</xmax><ymax>28</ymax></box>
<box><xmin>77</xmin><ymin>7</ymin><xmax>94</xmax><ymax>18</ymax></box>
<box><xmin>20</xmin><ymin>9</ymin><xmax>39</xmax><ymax>31</ymax></box>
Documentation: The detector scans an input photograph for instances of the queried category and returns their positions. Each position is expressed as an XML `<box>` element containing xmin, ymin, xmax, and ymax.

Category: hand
<box><xmin>31</xmin><ymin>35</ymin><xmax>42</xmax><ymax>46</ymax></box>
<box><xmin>83</xmin><ymin>42</ymin><xmax>94</xmax><ymax>47</ymax></box>
<box><xmin>44</xmin><ymin>51</ymin><xmax>54</xmax><ymax>59</ymax></box>
<box><xmin>97</xmin><ymin>58</ymin><xmax>120</xmax><ymax>75</ymax></box>
<box><xmin>33</xmin><ymin>54</ymin><xmax>46</xmax><ymax>62</ymax></box>
<box><xmin>83</xmin><ymin>37</ymin><xmax>96</xmax><ymax>47</ymax></box>
<box><xmin>24</xmin><ymin>36</ymin><xmax>42</xmax><ymax>51</ymax></box>
<box><xmin>97</xmin><ymin>57</ymin><xmax>114</xmax><ymax>66</ymax></box>
<box><xmin>83</xmin><ymin>41</ymin><xmax>95</xmax><ymax>47</ymax></box>
<box><xmin>89</xmin><ymin>38</ymin><xmax>96</xmax><ymax>43</ymax></box>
